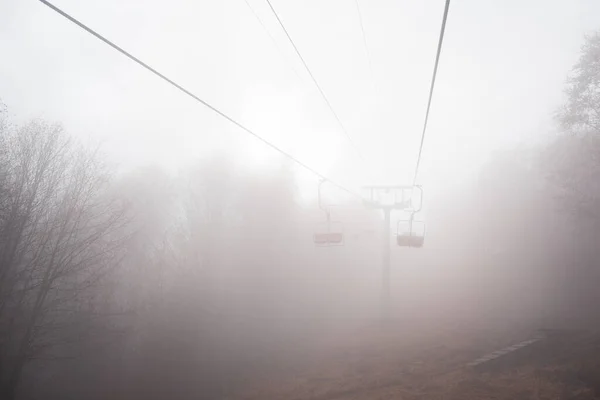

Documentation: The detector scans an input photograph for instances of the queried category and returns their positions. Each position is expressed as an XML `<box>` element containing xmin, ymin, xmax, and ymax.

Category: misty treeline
<box><xmin>412</xmin><ymin>32</ymin><xmax>600</xmax><ymax>330</ymax></box>
<box><xmin>0</xmin><ymin>31</ymin><xmax>599</xmax><ymax>400</ymax></box>
<box><xmin>0</xmin><ymin>101</ymin><xmax>383</xmax><ymax>399</ymax></box>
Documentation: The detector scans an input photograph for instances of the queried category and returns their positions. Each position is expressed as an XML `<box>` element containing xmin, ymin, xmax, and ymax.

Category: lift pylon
<box><xmin>361</xmin><ymin>185</ymin><xmax>425</xmax><ymax>318</ymax></box>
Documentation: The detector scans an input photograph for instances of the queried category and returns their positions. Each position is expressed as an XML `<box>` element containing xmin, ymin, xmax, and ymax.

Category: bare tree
<box><xmin>0</xmin><ymin>116</ymin><xmax>130</xmax><ymax>399</ymax></box>
<box><xmin>559</xmin><ymin>31</ymin><xmax>600</xmax><ymax>136</ymax></box>
<box><xmin>546</xmin><ymin>31</ymin><xmax>600</xmax><ymax>222</ymax></box>
<box><xmin>536</xmin><ymin>30</ymin><xmax>600</xmax><ymax>328</ymax></box>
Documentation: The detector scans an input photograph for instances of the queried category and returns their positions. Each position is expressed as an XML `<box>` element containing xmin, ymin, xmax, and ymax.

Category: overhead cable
<box><xmin>38</xmin><ymin>0</ymin><xmax>363</xmax><ymax>200</ymax></box>
<box><xmin>353</xmin><ymin>0</ymin><xmax>376</xmax><ymax>90</ymax></box>
<box><xmin>411</xmin><ymin>0</ymin><xmax>451</xmax><ymax>186</ymax></box>
<box><xmin>242</xmin><ymin>0</ymin><xmax>303</xmax><ymax>81</ymax></box>
<box><xmin>264</xmin><ymin>0</ymin><xmax>367</xmax><ymax>163</ymax></box>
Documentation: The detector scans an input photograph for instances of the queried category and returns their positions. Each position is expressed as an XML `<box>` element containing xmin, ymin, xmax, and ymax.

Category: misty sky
<box><xmin>1</xmin><ymin>0</ymin><xmax>600</xmax><ymax>201</ymax></box>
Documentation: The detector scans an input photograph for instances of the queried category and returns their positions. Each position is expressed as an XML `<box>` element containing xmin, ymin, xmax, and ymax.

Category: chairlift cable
<box><xmin>398</xmin><ymin>0</ymin><xmax>450</xmax><ymax>248</ymax></box>
<box><xmin>242</xmin><ymin>0</ymin><xmax>304</xmax><ymax>81</ymax></box>
<box><xmin>411</xmin><ymin>0</ymin><xmax>451</xmax><ymax>187</ymax></box>
<box><xmin>264</xmin><ymin>0</ymin><xmax>370</xmax><ymax>167</ymax></box>
<box><xmin>353</xmin><ymin>0</ymin><xmax>376</xmax><ymax>92</ymax></box>
<box><xmin>38</xmin><ymin>0</ymin><xmax>363</xmax><ymax>201</ymax></box>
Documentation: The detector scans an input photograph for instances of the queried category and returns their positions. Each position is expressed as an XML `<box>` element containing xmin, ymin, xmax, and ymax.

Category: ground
<box><xmin>229</xmin><ymin>320</ymin><xmax>600</xmax><ymax>400</ymax></box>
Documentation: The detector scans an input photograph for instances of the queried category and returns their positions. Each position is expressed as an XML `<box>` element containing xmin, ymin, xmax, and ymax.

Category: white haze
<box><xmin>2</xmin><ymin>1</ymin><xmax>600</xmax><ymax>400</ymax></box>
<box><xmin>1</xmin><ymin>0</ymin><xmax>599</xmax><ymax>194</ymax></box>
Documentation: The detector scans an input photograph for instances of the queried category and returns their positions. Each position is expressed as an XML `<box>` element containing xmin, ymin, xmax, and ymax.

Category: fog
<box><xmin>2</xmin><ymin>0</ymin><xmax>600</xmax><ymax>399</ymax></box>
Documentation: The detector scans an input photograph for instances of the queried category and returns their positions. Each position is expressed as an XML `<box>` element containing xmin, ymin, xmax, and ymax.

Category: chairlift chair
<box><xmin>313</xmin><ymin>220</ymin><xmax>344</xmax><ymax>246</ymax></box>
<box><xmin>396</xmin><ymin>185</ymin><xmax>425</xmax><ymax>248</ymax></box>
<box><xmin>396</xmin><ymin>214</ymin><xmax>425</xmax><ymax>248</ymax></box>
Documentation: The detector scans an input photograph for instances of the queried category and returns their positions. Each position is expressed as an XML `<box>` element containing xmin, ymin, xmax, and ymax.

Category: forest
<box><xmin>0</xmin><ymin>26</ymin><xmax>599</xmax><ymax>400</ymax></box>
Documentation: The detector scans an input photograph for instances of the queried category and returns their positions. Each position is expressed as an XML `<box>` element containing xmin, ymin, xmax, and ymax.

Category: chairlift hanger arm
<box><xmin>318</xmin><ymin>178</ymin><xmax>326</xmax><ymax>212</ymax></box>
<box><xmin>412</xmin><ymin>185</ymin><xmax>424</xmax><ymax>213</ymax></box>
<box><xmin>317</xmin><ymin>178</ymin><xmax>331</xmax><ymax>222</ymax></box>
